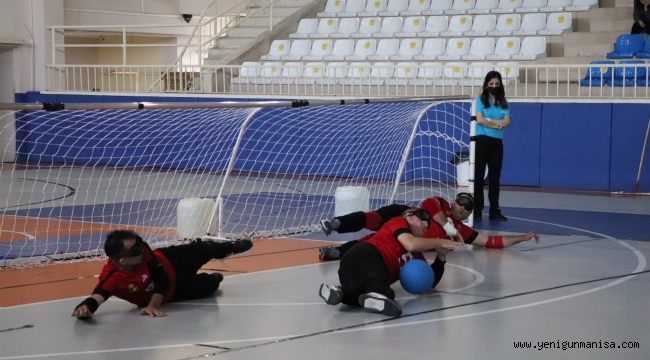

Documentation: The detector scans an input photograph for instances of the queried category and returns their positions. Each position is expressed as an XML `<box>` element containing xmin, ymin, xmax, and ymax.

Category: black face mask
<box><xmin>487</xmin><ymin>86</ymin><xmax>499</xmax><ymax>96</ymax></box>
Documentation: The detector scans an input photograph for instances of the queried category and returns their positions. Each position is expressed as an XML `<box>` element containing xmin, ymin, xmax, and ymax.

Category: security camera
<box><xmin>182</xmin><ymin>14</ymin><xmax>192</xmax><ymax>23</ymax></box>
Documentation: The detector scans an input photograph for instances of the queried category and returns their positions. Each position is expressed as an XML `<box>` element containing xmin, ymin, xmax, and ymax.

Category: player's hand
<box><xmin>140</xmin><ymin>305</ymin><xmax>166</xmax><ymax>317</ymax></box>
<box><xmin>523</xmin><ymin>231</ymin><xmax>540</xmax><ymax>243</ymax></box>
<box><xmin>436</xmin><ymin>239</ymin><xmax>463</xmax><ymax>255</ymax></box>
<box><xmin>452</xmin><ymin>234</ymin><xmax>464</xmax><ymax>244</ymax></box>
<box><xmin>71</xmin><ymin>305</ymin><xmax>93</xmax><ymax>319</ymax></box>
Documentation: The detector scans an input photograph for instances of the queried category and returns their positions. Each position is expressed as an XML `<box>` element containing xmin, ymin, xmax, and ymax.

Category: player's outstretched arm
<box><xmin>71</xmin><ymin>293</ymin><xmax>106</xmax><ymax>319</ymax></box>
<box><xmin>397</xmin><ymin>233</ymin><xmax>462</xmax><ymax>253</ymax></box>
<box><xmin>473</xmin><ymin>231</ymin><xmax>540</xmax><ymax>248</ymax></box>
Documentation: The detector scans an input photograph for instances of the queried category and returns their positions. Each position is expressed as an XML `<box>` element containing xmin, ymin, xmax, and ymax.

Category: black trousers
<box><xmin>338</xmin><ymin>242</ymin><xmax>394</xmax><ymax>306</ymax></box>
<box><xmin>160</xmin><ymin>240</ymin><xmax>233</xmax><ymax>301</ymax></box>
<box><xmin>335</xmin><ymin>204</ymin><xmax>410</xmax><ymax>233</ymax></box>
<box><xmin>632</xmin><ymin>22</ymin><xmax>650</xmax><ymax>34</ymax></box>
<box><xmin>473</xmin><ymin>135</ymin><xmax>504</xmax><ymax>214</ymax></box>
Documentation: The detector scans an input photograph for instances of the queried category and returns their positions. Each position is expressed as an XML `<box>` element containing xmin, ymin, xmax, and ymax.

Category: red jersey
<box><xmin>420</xmin><ymin>197</ymin><xmax>478</xmax><ymax>243</ymax></box>
<box><xmin>96</xmin><ymin>248</ymin><xmax>176</xmax><ymax>307</ymax></box>
<box><xmin>363</xmin><ymin>217</ymin><xmax>425</xmax><ymax>283</ymax></box>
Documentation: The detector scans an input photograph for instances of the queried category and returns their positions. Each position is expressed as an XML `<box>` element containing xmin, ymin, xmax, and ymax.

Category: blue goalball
<box><xmin>399</xmin><ymin>259</ymin><xmax>435</xmax><ymax>294</ymax></box>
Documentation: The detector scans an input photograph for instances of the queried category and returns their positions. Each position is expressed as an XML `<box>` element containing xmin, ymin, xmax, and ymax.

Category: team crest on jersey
<box><xmin>128</xmin><ymin>283</ymin><xmax>138</xmax><ymax>293</ymax></box>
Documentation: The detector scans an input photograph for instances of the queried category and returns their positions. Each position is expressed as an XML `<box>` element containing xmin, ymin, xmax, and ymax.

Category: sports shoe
<box><xmin>358</xmin><ymin>292</ymin><xmax>402</xmax><ymax>317</ymax></box>
<box><xmin>230</xmin><ymin>239</ymin><xmax>253</xmax><ymax>254</ymax></box>
<box><xmin>320</xmin><ymin>219</ymin><xmax>334</xmax><ymax>235</ymax></box>
<box><xmin>318</xmin><ymin>246</ymin><xmax>341</xmax><ymax>261</ymax></box>
<box><xmin>319</xmin><ymin>283</ymin><xmax>343</xmax><ymax>305</ymax></box>
<box><xmin>489</xmin><ymin>210</ymin><xmax>508</xmax><ymax>221</ymax></box>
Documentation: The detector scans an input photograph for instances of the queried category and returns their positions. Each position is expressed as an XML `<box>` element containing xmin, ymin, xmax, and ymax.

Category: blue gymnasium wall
<box><xmin>14</xmin><ymin>93</ymin><xmax>650</xmax><ymax>192</ymax></box>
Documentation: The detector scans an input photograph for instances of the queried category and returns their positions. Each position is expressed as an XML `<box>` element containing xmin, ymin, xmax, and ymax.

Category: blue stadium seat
<box><xmin>606</xmin><ymin>34</ymin><xmax>644</xmax><ymax>59</ymax></box>
<box><xmin>579</xmin><ymin>60</ymin><xmax>614</xmax><ymax>87</ymax></box>
<box><xmin>635</xmin><ymin>37</ymin><xmax>650</xmax><ymax>59</ymax></box>
<box><xmin>606</xmin><ymin>60</ymin><xmax>646</xmax><ymax>87</ymax></box>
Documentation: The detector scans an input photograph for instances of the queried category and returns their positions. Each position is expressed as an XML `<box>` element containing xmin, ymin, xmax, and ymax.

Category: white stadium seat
<box><xmin>387</xmin><ymin>62</ymin><xmax>419</xmax><ymax>84</ymax></box>
<box><xmin>369</xmin><ymin>62</ymin><xmax>395</xmax><ymax>84</ymax></box>
<box><xmin>341</xmin><ymin>62</ymin><xmax>372</xmax><ymax>84</ymax></box>
<box><xmin>492</xmin><ymin>0</ymin><xmax>523</xmax><ymax>13</ymax></box>
<box><xmin>465</xmin><ymin>14</ymin><xmax>497</xmax><ymax>36</ymax></box>
<box><xmin>320</xmin><ymin>62</ymin><xmax>349</xmax><ymax>84</ymax></box>
<box><xmin>538</xmin><ymin>12</ymin><xmax>571</xmax><ymax>35</ymax></box>
<box><xmin>232</xmin><ymin>62</ymin><xmax>261</xmax><ymax>84</ymax></box>
<box><xmin>441</xmin><ymin>15</ymin><xmax>473</xmax><ymax>36</ymax></box>
<box><xmin>512</xmin><ymin>13</ymin><xmax>546</xmax><ymax>36</ymax></box>
<box><xmin>565</xmin><ymin>0</ymin><xmax>598</xmax><ymax>11</ymax></box>
<box><xmin>423</xmin><ymin>0</ymin><xmax>453</xmax><ymax>15</ymax></box>
<box><xmin>436</xmin><ymin>61</ymin><xmax>466</xmax><ymax>85</ymax></box>
<box><xmin>368</xmin><ymin>38</ymin><xmax>400</xmax><ymax>60</ymax></box>
<box><xmin>379</xmin><ymin>0</ymin><xmax>410</xmax><ymax>16</ymax></box>
<box><xmin>462</xmin><ymin>37</ymin><xmax>496</xmax><ymax>60</ymax></box>
<box><xmin>359</xmin><ymin>0</ymin><xmax>388</xmax><ymax>16</ymax></box>
<box><xmin>257</xmin><ymin>62</ymin><xmax>283</xmax><ymax>84</ymax></box>
<box><xmin>469</xmin><ymin>0</ymin><xmax>498</xmax><ymax>14</ymax></box>
<box><xmin>346</xmin><ymin>39</ymin><xmax>378</xmax><ymax>60</ymax></box>
<box><xmin>331</xmin><ymin>18</ymin><xmax>360</xmax><ymax>38</ymax></box>
<box><xmin>324</xmin><ymin>39</ymin><xmax>355</xmax><ymax>60</ymax></box>
<box><xmin>279</xmin><ymin>62</ymin><xmax>305</xmax><ymax>84</ymax></box>
<box><xmin>299</xmin><ymin>62</ymin><xmax>325</xmax><ymax>84</ymax></box>
<box><xmin>511</xmin><ymin>36</ymin><xmax>546</xmax><ymax>60</ymax></box>
<box><xmin>438</xmin><ymin>37</ymin><xmax>470</xmax><ymax>60</ymax></box>
<box><xmin>414</xmin><ymin>62</ymin><xmax>443</xmax><ymax>85</ymax></box>
<box><xmin>446</xmin><ymin>0</ymin><xmax>477</xmax><ymax>15</ymax></box>
<box><xmin>486</xmin><ymin>36</ymin><xmax>520</xmax><ymax>60</ymax></box>
<box><xmin>290</xmin><ymin>19</ymin><xmax>319</xmax><ymax>38</ymax></box>
<box><xmin>313</xmin><ymin>18</ymin><xmax>339</xmax><ymax>38</ymax></box>
<box><xmin>413</xmin><ymin>38</ymin><xmax>446</xmax><ymax>60</ymax></box>
<box><xmin>374</xmin><ymin>17</ymin><xmax>404</xmax><ymax>37</ymax></box>
<box><xmin>391</xmin><ymin>38</ymin><xmax>423</xmax><ymax>60</ymax></box>
<box><xmin>397</xmin><ymin>16</ymin><xmax>426</xmax><ymax>36</ymax></box>
<box><xmin>461</xmin><ymin>62</ymin><xmax>495</xmax><ymax>86</ymax></box>
<box><xmin>418</xmin><ymin>16</ymin><xmax>449</xmax><ymax>36</ymax></box>
<box><xmin>303</xmin><ymin>39</ymin><xmax>334</xmax><ymax>60</ymax></box>
<box><xmin>261</xmin><ymin>40</ymin><xmax>291</xmax><ymax>60</ymax></box>
<box><xmin>515</xmin><ymin>0</ymin><xmax>547</xmax><ymax>13</ymax></box>
<box><xmin>402</xmin><ymin>0</ymin><xmax>432</xmax><ymax>16</ymax></box>
<box><xmin>541</xmin><ymin>0</ymin><xmax>571</xmax><ymax>12</ymax></box>
<box><xmin>280</xmin><ymin>39</ymin><xmax>312</xmax><ymax>60</ymax></box>
<box><xmin>340</xmin><ymin>0</ymin><xmax>366</xmax><ymax>16</ymax></box>
<box><xmin>318</xmin><ymin>0</ymin><xmax>346</xmax><ymax>17</ymax></box>
<box><xmin>353</xmin><ymin>17</ymin><xmax>382</xmax><ymax>38</ymax></box>
<box><xmin>497</xmin><ymin>61</ymin><xmax>519</xmax><ymax>85</ymax></box>
<box><xmin>488</xmin><ymin>13</ymin><xmax>521</xmax><ymax>36</ymax></box>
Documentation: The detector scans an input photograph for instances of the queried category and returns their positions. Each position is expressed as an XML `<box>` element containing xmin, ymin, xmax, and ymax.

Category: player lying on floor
<box><xmin>319</xmin><ymin>208</ymin><xmax>462</xmax><ymax>317</ymax></box>
<box><xmin>72</xmin><ymin>229</ymin><xmax>252</xmax><ymax>319</ymax></box>
<box><xmin>318</xmin><ymin>192</ymin><xmax>538</xmax><ymax>260</ymax></box>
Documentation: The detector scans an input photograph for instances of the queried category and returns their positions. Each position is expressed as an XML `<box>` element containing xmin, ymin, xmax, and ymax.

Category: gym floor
<box><xmin>1</xmin><ymin>189</ymin><xmax>649</xmax><ymax>360</ymax></box>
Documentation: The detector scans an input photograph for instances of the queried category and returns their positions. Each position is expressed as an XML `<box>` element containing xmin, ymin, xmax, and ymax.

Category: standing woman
<box><xmin>473</xmin><ymin>71</ymin><xmax>510</xmax><ymax>222</ymax></box>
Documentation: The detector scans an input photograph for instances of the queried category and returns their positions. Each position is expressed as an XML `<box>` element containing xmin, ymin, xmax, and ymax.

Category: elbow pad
<box><xmin>443</xmin><ymin>220</ymin><xmax>458</xmax><ymax>237</ymax></box>
<box><xmin>485</xmin><ymin>235</ymin><xmax>504</xmax><ymax>249</ymax></box>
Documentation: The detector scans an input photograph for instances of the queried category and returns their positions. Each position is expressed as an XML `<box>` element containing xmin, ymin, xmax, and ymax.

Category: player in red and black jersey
<box><xmin>318</xmin><ymin>192</ymin><xmax>538</xmax><ymax>260</ymax></box>
<box><xmin>319</xmin><ymin>208</ymin><xmax>461</xmax><ymax>317</ymax></box>
<box><xmin>71</xmin><ymin>230</ymin><xmax>252</xmax><ymax>319</ymax></box>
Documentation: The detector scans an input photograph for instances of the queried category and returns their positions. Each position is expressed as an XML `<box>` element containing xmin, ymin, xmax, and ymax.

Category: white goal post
<box><xmin>0</xmin><ymin>96</ymin><xmax>472</xmax><ymax>267</ymax></box>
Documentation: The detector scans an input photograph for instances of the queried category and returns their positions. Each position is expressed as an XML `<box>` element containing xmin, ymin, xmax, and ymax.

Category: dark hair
<box><xmin>455</xmin><ymin>192</ymin><xmax>475</xmax><ymax>211</ymax></box>
<box><xmin>104</xmin><ymin>230</ymin><xmax>144</xmax><ymax>258</ymax></box>
<box><xmin>480</xmin><ymin>71</ymin><xmax>508</xmax><ymax>109</ymax></box>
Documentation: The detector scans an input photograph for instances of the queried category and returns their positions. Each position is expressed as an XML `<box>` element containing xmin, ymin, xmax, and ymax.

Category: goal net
<box><xmin>0</xmin><ymin>97</ymin><xmax>471</xmax><ymax>267</ymax></box>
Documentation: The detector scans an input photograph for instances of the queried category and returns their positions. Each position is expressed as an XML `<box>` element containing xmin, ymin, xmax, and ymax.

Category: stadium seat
<box><xmin>511</xmin><ymin>36</ymin><xmax>546</xmax><ymax>60</ymax></box>
<box><xmin>538</xmin><ymin>12</ymin><xmax>572</xmax><ymax>35</ymax></box>
<box><xmin>461</xmin><ymin>62</ymin><xmax>494</xmax><ymax>86</ymax></box>
<box><xmin>391</xmin><ymin>38</ymin><xmax>423</xmax><ymax>60</ymax></box>
<box><xmin>231</xmin><ymin>62</ymin><xmax>261</xmax><ymax>84</ymax></box>
<box><xmin>397</xmin><ymin>16</ymin><xmax>426</xmax><ymax>36</ymax></box>
<box><xmin>488</xmin><ymin>13</ymin><xmax>521</xmax><ymax>36</ymax></box>
<box><xmin>413</xmin><ymin>38</ymin><xmax>447</xmax><ymax>60</ymax></box>
<box><xmin>486</xmin><ymin>37</ymin><xmax>521</xmax><ymax>60</ymax></box>
<box><xmin>341</xmin><ymin>62</ymin><xmax>372</xmax><ymax>84</ymax></box>
<box><xmin>340</xmin><ymin>0</ymin><xmax>366</xmax><ymax>16</ymax></box>
<box><xmin>313</xmin><ymin>18</ymin><xmax>339</xmax><ymax>38</ymax></box>
<box><xmin>278</xmin><ymin>62</ymin><xmax>305</xmax><ymax>84</ymax></box>
<box><xmin>438</xmin><ymin>37</ymin><xmax>471</xmax><ymax>60</ymax></box>
<box><xmin>346</xmin><ymin>39</ymin><xmax>378</xmax><ymax>60</ymax></box>
<box><xmin>516</xmin><ymin>0</ymin><xmax>547</xmax><ymax>13</ymax></box>
<box><xmin>359</xmin><ymin>0</ymin><xmax>388</xmax><ymax>16</ymax></box>
<box><xmin>540</xmin><ymin>0</ymin><xmax>571</xmax><ymax>12</ymax></box>
<box><xmin>290</xmin><ymin>19</ymin><xmax>319</xmax><ymax>38</ymax></box>
<box><xmin>423</xmin><ymin>0</ymin><xmax>453</xmax><ymax>15</ymax></box>
<box><xmin>320</xmin><ymin>62</ymin><xmax>349</xmax><ymax>84</ymax></box>
<box><xmin>447</xmin><ymin>0</ymin><xmax>477</xmax><ymax>15</ymax></box>
<box><xmin>607</xmin><ymin>34</ymin><xmax>645</xmax><ymax>59</ymax></box>
<box><xmin>281</xmin><ymin>39</ymin><xmax>312</xmax><ymax>60</ymax></box>
<box><xmin>374</xmin><ymin>17</ymin><xmax>404</xmax><ymax>37</ymax></box>
<box><xmin>369</xmin><ymin>62</ymin><xmax>395</xmax><ymax>84</ymax></box>
<box><xmin>324</xmin><ymin>39</ymin><xmax>356</xmax><ymax>60</ymax></box>
<box><xmin>300</xmin><ymin>62</ymin><xmax>326</xmax><ymax>84</ymax></box>
<box><xmin>497</xmin><ymin>61</ymin><xmax>519</xmax><ymax>85</ymax></box>
<box><xmin>331</xmin><ymin>18</ymin><xmax>360</xmax><ymax>38</ymax></box>
<box><xmin>635</xmin><ymin>36</ymin><xmax>650</xmax><ymax>58</ymax></box>
<box><xmin>441</xmin><ymin>15</ymin><xmax>473</xmax><ymax>36</ymax></box>
<box><xmin>565</xmin><ymin>0</ymin><xmax>598</xmax><ymax>12</ymax></box>
<box><xmin>402</xmin><ymin>0</ymin><xmax>432</xmax><ymax>16</ymax></box>
<box><xmin>462</xmin><ymin>37</ymin><xmax>496</xmax><ymax>60</ymax></box>
<box><xmin>261</xmin><ymin>40</ymin><xmax>291</xmax><ymax>60</ymax></box>
<box><xmin>492</xmin><ymin>0</ymin><xmax>523</xmax><ymax>13</ymax></box>
<box><xmin>258</xmin><ymin>62</ymin><xmax>283</xmax><ymax>84</ymax></box>
<box><xmin>579</xmin><ymin>60</ymin><xmax>614</xmax><ymax>87</ymax></box>
<box><xmin>436</xmin><ymin>62</ymin><xmax>466</xmax><ymax>85</ymax></box>
<box><xmin>368</xmin><ymin>38</ymin><xmax>400</xmax><ymax>60</ymax></box>
<box><xmin>465</xmin><ymin>14</ymin><xmax>497</xmax><ymax>36</ymax></box>
<box><xmin>418</xmin><ymin>16</ymin><xmax>449</xmax><ymax>36</ymax></box>
<box><xmin>318</xmin><ymin>0</ymin><xmax>347</xmax><ymax>17</ymax></box>
<box><xmin>303</xmin><ymin>39</ymin><xmax>334</xmax><ymax>60</ymax></box>
<box><xmin>354</xmin><ymin>17</ymin><xmax>382</xmax><ymax>38</ymax></box>
<box><xmin>469</xmin><ymin>0</ymin><xmax>498</xmax><ymax>14</ymax></box>
<box><xmin>513</xmin><ymin>13</ymin><xmax>546</xmax><ymax>36</ymax></box>
<box><xmin>415</xmin><ymin>62</ymin><xmax>444</xmax><ymax>85</ymax></box>
<box><xmin>608</xmin><ymin>60</ymin><xmax>646</xmax><ymax>87</ymax></box>
<box><xmin>387</xmin><ymin>62</ymin><xmax>418</xmax><ymax>85</ymax></box>
<box><xmin>379</xmin><ymin>0</ymin><xmax>409</xmax><ymax>16</ymax></box>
